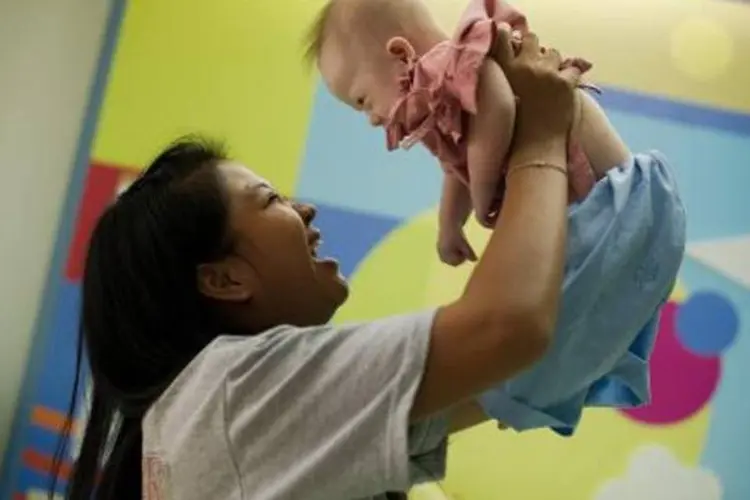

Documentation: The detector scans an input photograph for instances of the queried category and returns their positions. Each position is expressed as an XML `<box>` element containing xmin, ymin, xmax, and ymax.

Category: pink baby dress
<box><xmin>384</xmin><ymin>0</ymin><xmax>597</xmax><ymax>204</ymax></box>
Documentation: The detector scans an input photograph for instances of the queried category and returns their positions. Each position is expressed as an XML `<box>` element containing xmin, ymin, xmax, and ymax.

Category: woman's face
<box><xmin>196</xmin><ymin>161</ymin><xmax>349</xmax><ymax>330</ymax></box>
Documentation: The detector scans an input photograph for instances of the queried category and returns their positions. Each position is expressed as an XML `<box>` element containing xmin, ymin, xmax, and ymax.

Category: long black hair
<box><xmin>50</xmin><ymin>136</ymin><xmax>233</xmax><ymax>499</ymax></box>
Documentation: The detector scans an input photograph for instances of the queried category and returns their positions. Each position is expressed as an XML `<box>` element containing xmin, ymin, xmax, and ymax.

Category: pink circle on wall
<box><xmin>620</xmin><ymin>302</ymin><xmax>721</xmax><ymax>425</ymax></box>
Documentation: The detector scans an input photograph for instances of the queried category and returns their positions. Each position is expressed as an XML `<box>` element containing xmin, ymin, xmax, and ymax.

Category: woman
<box><xmin>51</xmin><ymin>28</ymin><xmax>582</xmax><ymax>499</ymax></box>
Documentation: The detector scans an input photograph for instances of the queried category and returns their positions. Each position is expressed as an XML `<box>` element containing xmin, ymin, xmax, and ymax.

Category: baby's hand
<box><xmin>437</xmin><ymin>229</ymin><xmax>477</xmax><ymax>267</ymax></box>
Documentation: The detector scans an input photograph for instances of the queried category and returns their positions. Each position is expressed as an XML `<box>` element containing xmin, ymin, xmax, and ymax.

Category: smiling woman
<box><xmin>197</xmin><ymin>160</ymin><xmax>349</xmax><ymax>331</ymax></box>
<box><xmin>50</xmin><ymin>27</ymin><xmax>585</xmax><ymax>500</ymax></box>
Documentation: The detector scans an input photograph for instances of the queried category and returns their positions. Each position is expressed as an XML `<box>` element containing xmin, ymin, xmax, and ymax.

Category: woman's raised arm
<box><xmin>412</xmin><ymin>32</ymin><xmax>583</xmax><ymax>420</ymax></box>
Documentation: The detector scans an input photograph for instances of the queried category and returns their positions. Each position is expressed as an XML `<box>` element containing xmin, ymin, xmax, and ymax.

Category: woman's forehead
<box><xmin>217</xmin><ymin>161</ymin><xmax>273</xmax><ymax>192</ymax></box>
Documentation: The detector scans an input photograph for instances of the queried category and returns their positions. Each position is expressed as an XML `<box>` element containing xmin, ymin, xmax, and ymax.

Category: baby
<box><xmin>309</xmin><ymin>0</ymin><xmax>686</xmax><ymax>435</ymax></box>
<box><xmin>308</xmin><ymin>0</ymin><xmax>630</xmax><ymax>266</ymax></box>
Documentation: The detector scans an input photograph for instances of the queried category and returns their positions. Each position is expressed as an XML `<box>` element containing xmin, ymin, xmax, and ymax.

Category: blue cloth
<box><xmin>479</xmin><ymin>151</ymin><xmax>687</xmax><ymax>436</ymax></box>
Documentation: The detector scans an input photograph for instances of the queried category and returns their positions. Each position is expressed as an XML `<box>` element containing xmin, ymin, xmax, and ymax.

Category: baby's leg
<box><xmin>572</xmin><ymin>90</ymin><xmax>630</xmax><ymax>177</ymax></box>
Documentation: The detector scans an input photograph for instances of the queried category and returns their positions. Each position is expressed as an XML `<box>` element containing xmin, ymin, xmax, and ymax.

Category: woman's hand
<box><xmin>491</xmin><ymin>26</ymin><xmax>583</xmax><ymax>148</ymax></box>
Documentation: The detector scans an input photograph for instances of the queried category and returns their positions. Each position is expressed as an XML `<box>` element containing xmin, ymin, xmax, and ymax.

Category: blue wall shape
<box><xmin>301</xmin><ymin>200</ymin><xmax>403</xmax><ymax>279</ymax></box>
<box><xmin>13</xmin><ymin>281</ymin><xmax>82</xmax><ymax>494</ymax></box>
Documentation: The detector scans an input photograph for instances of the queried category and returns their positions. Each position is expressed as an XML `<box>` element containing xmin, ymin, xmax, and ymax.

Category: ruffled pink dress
<box><xmin>384</xmin><ymin>0</ymin><xmax>597</xmax><ymax>203</ymax></box>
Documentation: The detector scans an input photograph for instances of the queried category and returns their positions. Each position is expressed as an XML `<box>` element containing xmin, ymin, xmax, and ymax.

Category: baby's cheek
<box><xmin>383</xmin><ymin>84</ymin><xmax>403</xmax><ymax>106</ymax></box>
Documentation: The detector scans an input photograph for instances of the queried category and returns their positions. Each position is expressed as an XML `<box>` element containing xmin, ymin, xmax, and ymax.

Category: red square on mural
<box><xmin>65</xmin><ymin>162</ymin><xmax>138</xmax><ymax>282</ymax></box>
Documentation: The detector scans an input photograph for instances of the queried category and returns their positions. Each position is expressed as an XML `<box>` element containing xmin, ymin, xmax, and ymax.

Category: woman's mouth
<box><xmin>312</xmin><ymin>241</ymin><xmax>339</xmax><ymax>267</ymax></box>
<box><xmin>307</xmin><ymin>230</ymin><xmax>340</xmax><ymax>271</ymax></box>
<box><xmin>308</xmin><ymin>230</ymin><xmax>321</xmax><ymax>258</ymax></box>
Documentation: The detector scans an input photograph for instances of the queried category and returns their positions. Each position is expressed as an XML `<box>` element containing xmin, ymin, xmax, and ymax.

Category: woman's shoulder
<box><xmin>147</xmin><ymin>310</ymin><xmax>437</xmax><ymax>427</ymax></box>
<box><xmin>143</xmin><ymin>310</ymin><xmax>443</xmax><ymax>498</ymax></box>
<box><xmin>147</xmin><ymin>325</ymin><xmax>307</xmax><ymax>412</ymax></box>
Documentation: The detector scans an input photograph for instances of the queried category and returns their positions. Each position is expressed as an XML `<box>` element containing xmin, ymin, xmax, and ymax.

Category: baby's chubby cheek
<box><xmin>379</xmin><ymin>93</ymin><xmax>404</xmax><ymax>122</ymax></box>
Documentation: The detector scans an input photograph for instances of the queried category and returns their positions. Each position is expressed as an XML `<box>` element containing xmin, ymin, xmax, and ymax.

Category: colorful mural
<box><xmin>2</xmin><ymin>0</ymin><xmax>750</xmax><ymax>498</ymax></box>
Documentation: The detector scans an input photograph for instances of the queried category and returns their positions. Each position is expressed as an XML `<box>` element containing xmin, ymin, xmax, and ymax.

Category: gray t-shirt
<box><xmin>142</xmin><ymin>310</ymin><xmax>448</xmax><ymax>499</ymax></box>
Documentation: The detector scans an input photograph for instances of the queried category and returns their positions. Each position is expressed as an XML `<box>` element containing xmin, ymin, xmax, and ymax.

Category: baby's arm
<box><xmin>572</xmin><ymin>90</ymin><xmax>630</xmax><ymax>177</ymax></box>
<box><xmin>466</xmin><ymin>59</ymin><xmax>517</xmax><ymax>228</ymax></box>
<box><xmin>438</xmin><ymin>172</ymin><xmax>477</xmax><ymax>266</ymax></box>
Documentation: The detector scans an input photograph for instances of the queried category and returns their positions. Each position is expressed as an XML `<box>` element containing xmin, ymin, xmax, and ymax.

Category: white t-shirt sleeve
<box><xmin>220</xmin><ymin>310</ymin><xmax>447</xmax><ymax>499</ymax></box>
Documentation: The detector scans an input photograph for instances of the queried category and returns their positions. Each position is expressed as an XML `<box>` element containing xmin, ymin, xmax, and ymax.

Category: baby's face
<box><xmin>318</xmin><ymin>38</ymin><xmax>405</xmax><ymax>127</ymax></box>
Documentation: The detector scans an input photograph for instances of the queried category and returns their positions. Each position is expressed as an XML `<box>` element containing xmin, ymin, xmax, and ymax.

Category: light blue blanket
<box><xmin>479</xmin><ymin>151</ymin><xmax>687</xmax><ymax>435</ymax></box>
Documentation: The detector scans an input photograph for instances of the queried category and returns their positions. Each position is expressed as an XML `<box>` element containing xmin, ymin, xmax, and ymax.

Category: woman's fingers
<box><xmin>559</xmin><ymin>64</ymin><xmax>584</xmax><ymax>88</ymax></box>
<box><xmin>491</xmin><ymin>22</ymin><xmax>515</xmax><ymax>66</ymax></box>
<box><xmin>566</xmin><ymin>57</ymin><xmax>592</xmax><ymax>72</ymax></box>
<box><xmin>518</xmin><ymin>31</ymin><xmax>540</xmax><ymax>58</ymax></box>
<box><xmin>543</xmin><ymin>47</ymin><xmax>562</xmax><ymax>70</ymax></box>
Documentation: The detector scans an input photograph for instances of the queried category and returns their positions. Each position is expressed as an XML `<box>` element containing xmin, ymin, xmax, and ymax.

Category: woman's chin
<box><xmin>314</xmin><ymin>257</ymin><xmax>349</xmax><ymax>301</ymax></box>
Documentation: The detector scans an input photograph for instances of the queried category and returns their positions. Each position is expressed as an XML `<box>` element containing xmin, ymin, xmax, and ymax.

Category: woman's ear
<box><xmin>197</xmin><ymin>258</ymin><xmax>254</xmax><ymax>302</ymax></box>
<box><xmin>386</xmin><ymin>36</ymin><xmax>416</xmax><ymax>63</ymax></box>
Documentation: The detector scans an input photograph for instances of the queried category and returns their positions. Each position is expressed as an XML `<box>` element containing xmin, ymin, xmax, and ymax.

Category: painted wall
<box><xmin>3</xmin><ymin>0</ymin><xmax>750</xmax><ymax>498</ymax></box>
<box><xmin>0</xmin><ymin>0</ymin><xmax>112</xmax><ymax>474</ymax></box>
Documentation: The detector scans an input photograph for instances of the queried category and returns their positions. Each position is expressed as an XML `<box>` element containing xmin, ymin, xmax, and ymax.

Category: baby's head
<box><xmin>305</xmin><ymin>0</ymin><xmax>444</xmax><ymax>126</ymax></box>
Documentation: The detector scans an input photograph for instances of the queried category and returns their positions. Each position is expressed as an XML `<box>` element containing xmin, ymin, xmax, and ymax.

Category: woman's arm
<box><xmin>450</xmin><ymin>401</ymin><xmax>490</xmax><ymax>433</ymax></box>
<box><xmin>411</xmin><ymin>32</ymin><xmax>580</xmax><ymax>421</ymax></box>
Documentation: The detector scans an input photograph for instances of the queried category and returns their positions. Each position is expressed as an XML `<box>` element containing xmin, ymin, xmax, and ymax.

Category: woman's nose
<box><xmin>293</xmin><ymin>201</ymin><xmax>317</xmax><ymax>225</ymax></box>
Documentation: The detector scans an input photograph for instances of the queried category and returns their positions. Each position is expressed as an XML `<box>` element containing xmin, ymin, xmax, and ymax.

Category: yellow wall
<box><xmin>17</xmin><ymin>0</ymin><xmax>750</xmax><ymax>498</ymax></box>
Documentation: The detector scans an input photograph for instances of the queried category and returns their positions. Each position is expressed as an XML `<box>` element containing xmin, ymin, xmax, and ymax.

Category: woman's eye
<box><xmin>266</xmin><ymin>193</ymin><xmax>280</xmax><ymax>206</ymax></box>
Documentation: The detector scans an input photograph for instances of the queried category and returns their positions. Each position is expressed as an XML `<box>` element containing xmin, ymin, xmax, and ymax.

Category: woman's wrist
<box><xmin>508</xmin><ymin>133</ymin><xmax>568</xmax><ymax>170</ymax></box>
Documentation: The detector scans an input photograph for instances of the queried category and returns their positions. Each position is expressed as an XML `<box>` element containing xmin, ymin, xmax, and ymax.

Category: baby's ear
<box><xmin>386</xmin><ymin>36</ymin><xmax>416</xmax><ymax>62</ymax></box>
